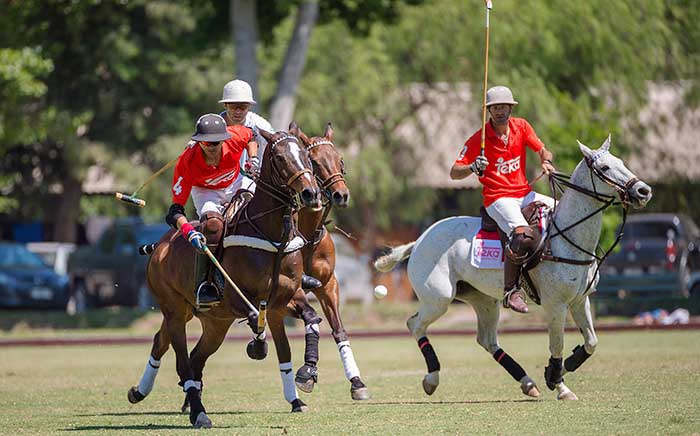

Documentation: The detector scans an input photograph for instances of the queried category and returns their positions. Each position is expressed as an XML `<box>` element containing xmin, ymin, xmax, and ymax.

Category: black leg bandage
<box><xmin>418</xmin><ymin>337</ymin><xmax>440</xmax><ymax>373</ymax></box>
<box><xmin>544</xmin><ymin>356</ymin><xmax>564</xmax><ymax>390</ymax></box>
<box><xmin>564</xmin><ymin>344</ymin><xmax>592</xmax><ymax>373</ymax></box>
<box><xmin>303</xmin><ymin>322</ymin><xmax>320</xmax><ymax>366</ymax></box>
<box><xmin>493</xmin><ymin>348</ymin><xmax>526</xmax><ymax>381</ymax></box>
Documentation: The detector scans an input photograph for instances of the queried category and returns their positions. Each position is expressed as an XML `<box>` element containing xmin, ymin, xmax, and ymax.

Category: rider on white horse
<box><xmin>450</xmin><ymin>86</ymin><xmax>555</xmax><ymax>313</ymax></box>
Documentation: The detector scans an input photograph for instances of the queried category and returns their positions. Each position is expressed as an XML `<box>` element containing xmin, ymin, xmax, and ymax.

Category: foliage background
<box><xmin>2</xmin><ymin>0</ymin><xmax>699</xmax><ymax>248</ymax></box>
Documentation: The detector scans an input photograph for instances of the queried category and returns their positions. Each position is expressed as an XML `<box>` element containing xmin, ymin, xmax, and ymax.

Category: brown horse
<box><xmin>294</xmin><ymin>123</ymin><xmax>371</xmax><ymax>400</ymax></box>
<box><xmin>126</xmin><ymin>130</ymin><xmax>323</xmax><ymax>428</ymax></box>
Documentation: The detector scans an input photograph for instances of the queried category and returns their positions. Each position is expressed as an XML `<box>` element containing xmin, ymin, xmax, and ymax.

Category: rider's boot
<box><xmin>301</xmin><ymin>274</ymin><xmax>322</xmax><ymax>290</ymax></box>
<box><xmin>195</xmin><ymin>212</ymin><xmax>225</xmax><ymax>311</ymax></box>
<box><xmin>502</xmin><ymin>226</ymin><xmax>536</xmax><ymax>314</ymax></box>
<box><xmin>194</xmin><ymin>250</ymin><xmax>220</xmax><ymax>310</ymax></box>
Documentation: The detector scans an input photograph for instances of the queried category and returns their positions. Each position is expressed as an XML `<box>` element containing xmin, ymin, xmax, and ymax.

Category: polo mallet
<box><xmin>477</xmin><ymin>0</ymin><xmax>493</xmax><ymax>177</ymax></box>
<box><xmin>115</xmin><ymin>155</ymin><xmax>180</xmax><ymax>207</ymax></box>
<box><xmin>202</xmin><ymin>245</ymin><xmax>259</xmax><ymax>318</ymax></box>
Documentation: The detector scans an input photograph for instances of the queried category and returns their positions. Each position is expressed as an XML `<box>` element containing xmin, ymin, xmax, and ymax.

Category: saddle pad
<box><xmin>223</xmin><ymin>235</ymin><xmax>306</xmax><ymax>253</ymax></box>
<box><xmin>470</xmin><ymin>229</ymin><xmax>504</xmax><ymax>269</ymax></box>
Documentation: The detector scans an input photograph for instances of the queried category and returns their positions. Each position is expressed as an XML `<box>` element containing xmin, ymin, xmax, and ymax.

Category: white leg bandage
<box><xmin>305</xmin><ymin>323</ymin><xmax>319</xmax><ymax>335</ymax></box>
<box><xmin>137</xmin><ymin>356</ymin><xmax>160</xmax><ymax>396</ymax></box>
<box><xmin>183</xmin><ymin>379</ymin><xmax>201</xmax><ymax>392</ymax></box>
<box><xmin>279</xmin><ymin>362</ymin><xmax>298</xmax><ymax>403</ymax></box>
<box><xmin>337</xmin><ymin>341</ymin><xmax>361</xmax><ymax>380</ymax></box>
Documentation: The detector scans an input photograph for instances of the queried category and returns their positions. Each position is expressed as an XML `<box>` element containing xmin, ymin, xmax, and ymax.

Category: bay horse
<box><xmin>374</xmin><ymin>136</ymin><xmax>652</xmax><ymax>400</ymax></box>
<box><xmin>127</xmin><ymin>130</ymin><xmax>323</xmax><ymax>428</ymax></box>
<box><xmin>294</xmin><ymin>123</ymin><xmax>371</xmax><ymax>400</ymax></box>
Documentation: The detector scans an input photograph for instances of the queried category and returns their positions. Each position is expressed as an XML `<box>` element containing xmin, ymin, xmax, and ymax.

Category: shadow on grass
<box><xmin>76</xmin><ymin>410</ymin><xmax>289</xmax><ymax>417</ymax></box>
<box><xmin>0</xmin><ymin>307</ymin><xmax>155</xmax><ymax>331</ymax></box>
<box><xmin>63</xmin><ymin>424</ymin><xmax>235</xmax><ymax>431</ymax></box>
<box><xmin>361</xmin><ymin>399</ymin><xmax>540</xmax><ymax>405</ymax></box>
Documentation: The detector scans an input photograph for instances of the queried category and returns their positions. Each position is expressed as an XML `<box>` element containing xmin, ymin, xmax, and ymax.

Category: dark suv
<box><xmin>598</xmin><ymin>213</ymin><xmax>700</xmax><ymax>298</ymax></box>
<box><xmin>67</xmin><ymin>218</ymin><xmax>170</xmax><ymax>310</ymax></box>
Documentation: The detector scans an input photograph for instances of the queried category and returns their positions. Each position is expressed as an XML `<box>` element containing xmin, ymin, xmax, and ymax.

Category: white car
<box><xmin>26</xmin><ymin>242</ymin><xmax>76</xmax><ymax>276</ymax></box>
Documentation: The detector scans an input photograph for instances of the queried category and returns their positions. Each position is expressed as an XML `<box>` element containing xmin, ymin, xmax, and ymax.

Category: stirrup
<box><xmin>196</xmin><ymin>282</ymin><xmax>221</xmax><ymax>311</ymax></box>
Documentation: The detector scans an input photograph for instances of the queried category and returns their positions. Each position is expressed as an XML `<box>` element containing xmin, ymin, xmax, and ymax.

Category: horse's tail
<box><xmin>373</xmin><ymin>242</ymin><xmax>416</xmax><ymax>272</ymax></box>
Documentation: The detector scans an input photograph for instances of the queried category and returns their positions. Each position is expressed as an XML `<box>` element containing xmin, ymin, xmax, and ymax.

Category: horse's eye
<box><xmin>340</xmin><ymin>158</ymin><xmax>346</xmax><ymax>174</ymax></box>
<box><xmin>600</xmin><ymin>165</ymin><xmax>610</xmax><ymax>172</ymax></box>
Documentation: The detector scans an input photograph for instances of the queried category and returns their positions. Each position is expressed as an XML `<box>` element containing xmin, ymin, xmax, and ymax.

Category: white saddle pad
<box><xmin>470</xmin><ymin>230</ymin><xmax>504</xmax><ymax>269</ymax></box>
<box><xmin>223</xmin><ymin>235</ymin><xmax>306</xmax><ymax>253</ymax></box>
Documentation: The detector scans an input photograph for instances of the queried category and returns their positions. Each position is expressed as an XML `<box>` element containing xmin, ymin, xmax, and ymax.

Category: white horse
<box><xmin>375</xmin><ymin>136</ymin><xmax>652</xmax><ymax>400</ymax></box>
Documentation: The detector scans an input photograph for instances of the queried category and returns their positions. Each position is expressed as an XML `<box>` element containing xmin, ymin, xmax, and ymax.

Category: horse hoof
<box><xmin>520</xmin><ymin>376</ymin><xmax>540</xmax><ymax>398</ymax></box>
<box><xmin>193</xmin><ymin>411</ymin><xmax>212</xmax><ymax>429</ymax></box>
<box><xmin>291</xmin><ymin>398</ymin><xmax>309</xmax><ymax>413</ymax></box>
<box><xmin>351</xmin><ymin>386</ymin><xmax>371</xmax><ymax>401</ymax></box>
<box><xmin>127</xmin><ymin>386</ymin><xmax>145</xmax><ymax>404</ymax></box>
<box><xmin>422</xmin><ymin>371</ymin><xmax>439</xmax><ymax>396</ymax></box>
<box><xmin>295</xmin><ymin>365</ymin><xmax>318</xmax><ymax>394</ymax></box>
<box><xmin>558</xmin><ymin>391</ymin><xmax>578</xmax><ymax>401</ymax></box>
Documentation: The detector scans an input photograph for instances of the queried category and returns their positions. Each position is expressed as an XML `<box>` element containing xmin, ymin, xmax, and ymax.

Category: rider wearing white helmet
<box><xmin>450</xmin><ymin>86</ymin><xmax>556</xmax><ymax>314</ymax></box>
<box><xmin>219</xmin><ymin>79</ymin><xmax>274</xmax><ymax>193</ymax></box>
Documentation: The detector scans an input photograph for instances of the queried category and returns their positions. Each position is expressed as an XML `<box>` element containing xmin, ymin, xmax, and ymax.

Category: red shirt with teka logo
<box><xmin>455</xmin><ymin>117</ymin><xmax>544</xmax><ymax>207</ymax></box>
<box><xmin>171</xmin><ymin>124</ymin><xmax>253</xmax><ymax>206</ymax></box>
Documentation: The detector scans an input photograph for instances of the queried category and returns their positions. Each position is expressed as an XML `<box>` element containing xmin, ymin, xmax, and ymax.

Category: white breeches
<box><xmin>191</xmin><ymin>173</ymin><xmax>255</xmax><ymax>217</ymax></box>
<box><xmin>485</xmin><ymin>191</ymin><xmax>554</xmax><ymax>235</ymax></box>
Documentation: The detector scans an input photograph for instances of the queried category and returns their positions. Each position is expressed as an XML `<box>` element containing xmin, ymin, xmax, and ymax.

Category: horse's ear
<box><xmin>297</xmin><ymin>129</ymin><xmax>311</xmax><ymax>147</ymax></box>
<box><xmin>601</xmin><ymin>134</ymin><xmax>611</xmax><ymax>151</ymax></box>
<box><xmin>578</xmin><ymin>140</ymin><xmax>594</xmax><ymax>158</ymax></box>
<box><xmin>324</xmin><ymin>122</ymin><xmax>334</xmax><ymax>141</ymax></box>
<box><xmin>259</xmin><ymin>128</ymin><xmax>273</xmax><ymax>143</ymax></box>
<box><xmin>289</xmin><ymin>121</ymin><xmax>299</xmax><ymax>137</ymax></box>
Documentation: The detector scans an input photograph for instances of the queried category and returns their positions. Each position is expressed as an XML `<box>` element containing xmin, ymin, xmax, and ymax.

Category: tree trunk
<box><xmin>53</xmin><ymin>173</ymin><xmax>82</xmax><ymax>243</ymax></box>
<box><xmin>269</xmin><ymin>0</ymin><xmax>319</xmax><ymax>131</ymax></box>
<box><xmin>231</xmin><ymin>0</ymin><xmax>259</xmax><ymax>107</ymax></box>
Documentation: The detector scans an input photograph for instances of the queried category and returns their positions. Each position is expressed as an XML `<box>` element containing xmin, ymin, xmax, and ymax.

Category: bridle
<box><xmin>254</xmin><ymin>133</ymin><xmax>314</xmax><ymax>212</ymax></box>
<box><xmin>544</xmin><ymin>152</ymin><xmax>640</xmax><ymax>293</ymax></box>
<box><xmin>304</xmin><ymin>138</ymin><xmax>348</xmax><ymax>245</ymax></box>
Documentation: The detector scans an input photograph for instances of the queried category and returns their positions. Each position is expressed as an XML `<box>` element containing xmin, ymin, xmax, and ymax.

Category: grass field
<box><xmin>2</xmin><ymin>330</ymin><xmax>699</xmax><ymax>436</ymax></box>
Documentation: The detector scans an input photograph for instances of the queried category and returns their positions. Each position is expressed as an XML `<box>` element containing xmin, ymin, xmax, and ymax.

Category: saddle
<box><xmin>480</xmin><ymin>201</ymin><xmax>550</xmax><ymax>305</ymax></box>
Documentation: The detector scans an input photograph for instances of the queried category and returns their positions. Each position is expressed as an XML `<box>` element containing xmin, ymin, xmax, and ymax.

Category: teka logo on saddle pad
<box><xmin>470</xmin><ymin>229</ymin><xmax>504</xmax><ymax>269</ymax></box>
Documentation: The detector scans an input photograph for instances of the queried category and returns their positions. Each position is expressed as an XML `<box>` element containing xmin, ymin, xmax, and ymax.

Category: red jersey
<box><xmin>455</xmin><ymin>117</ymin><xmax>544</xmax><ymax>207</ymax></box>
<box><xmin>171</xmin><ymin>124</ymin><xmax>253</xmax><ymax>206</ymax></box>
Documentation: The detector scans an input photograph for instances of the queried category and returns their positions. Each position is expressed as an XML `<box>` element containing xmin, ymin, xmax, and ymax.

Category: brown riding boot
<box><xmin>502</xmin><ymin>227</ymin><xmax>531</xmax><ymax>314</ymax></box>
<box><xmin>194</xmin><ymin>250</ymin><xmax>220</xmax><ymax>310</ymax></box>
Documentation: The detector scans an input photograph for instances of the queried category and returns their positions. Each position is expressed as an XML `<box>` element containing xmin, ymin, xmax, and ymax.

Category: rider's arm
<box><xmin>450</xmin><ymin>162</ymin><xmax>474</xmax><ymax>180</ymax></box>
<box><xmin>246</xmin><ymin>139</ymin><xmax>258</xmax><ymax>159</ymax></box>
<box><xmin>538</xmin><ymin>147</ymin><xmax>555</xmax><ymax>174</ymax></box>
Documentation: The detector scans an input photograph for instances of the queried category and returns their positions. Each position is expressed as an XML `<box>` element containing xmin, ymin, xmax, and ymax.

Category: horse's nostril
<box><xmin>332</xmin><ymin>191</ymin><xmax>343</xmax><ymax>204</ymax></box>
<box><xmin>301</xmin><ymin>189</ymin><xmax>314</xmax><ymax>202</ymax></box>
<box><xmin>638</xmin><ymin>186</ymin><xmax>650</xmax><ymax>196</ymax></box>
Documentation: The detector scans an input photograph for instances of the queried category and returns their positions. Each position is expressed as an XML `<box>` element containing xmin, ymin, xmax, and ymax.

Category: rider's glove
<box><xmin>469</xmin><ymin>155</ymin><xmax>489</xmax><ymax>176</ymax></box>
<box><xmin>244</xmin><ymin>156</ymin><xmax>261</xmax><ymax>179</ymax></box>
<box><xmin>181</xmin><ymin>223</ymin><xmax>206</xmax><ymax>254</ymax></box>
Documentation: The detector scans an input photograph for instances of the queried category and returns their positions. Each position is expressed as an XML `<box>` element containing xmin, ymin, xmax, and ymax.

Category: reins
<box><xmin>542</xmin><ymin>161</ymin><xmax>631</xmax><ymax>294</ymax></box>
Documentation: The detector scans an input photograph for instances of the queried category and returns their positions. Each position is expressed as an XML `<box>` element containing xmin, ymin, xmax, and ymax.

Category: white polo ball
<box><xmin>373</xmin><ymin>285</ymin><xmax>388</xmax><ymax>299</ymax></box>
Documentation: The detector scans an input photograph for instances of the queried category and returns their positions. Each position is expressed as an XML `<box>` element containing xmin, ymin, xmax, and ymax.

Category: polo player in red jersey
<box><xmin>165</xmin><ymin>113</ymin><xmax>258</xmax><ymax>310</ymax></box>
<box><xmin>450</xmin><ymin>86</ymin><xmax>556</xmax><ymax>314</ymax></box>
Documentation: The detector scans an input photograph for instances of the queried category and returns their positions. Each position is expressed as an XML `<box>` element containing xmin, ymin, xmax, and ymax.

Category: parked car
<box><xmin>26</xmin><ymin>242</ymin><xmax>76</xmax><ymax>275</ymax></box>
<box><xmin>597</xmin><ymin>213</ymin><xmax>700</xmax><ymax>298</ymax></box>
<box><xmin>0</xmin><ymin>241</ymin><xmax>71</xmax><ymax>310</ymax></box>
<box><xmin>67</xmin><ymin>218</ymin><xmax>170</xmax><ymax>311</ymax></box>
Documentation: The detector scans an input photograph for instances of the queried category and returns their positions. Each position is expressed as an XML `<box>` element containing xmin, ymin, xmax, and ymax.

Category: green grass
<box><xmin>1</xmin><ymin>330</ymin><xmax>699</xmax><ymax>435</ymax></box>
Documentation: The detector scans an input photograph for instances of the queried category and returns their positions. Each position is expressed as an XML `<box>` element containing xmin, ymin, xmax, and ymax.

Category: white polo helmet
<box><xmin>486</xmin><ymin>86</ymin><xmax>518</xmax><ymax>106</ymax></box>
<box><xmin>219</xmin><ymin>79</ymin><xmax>256</xmax><ymax>104</ymax></box>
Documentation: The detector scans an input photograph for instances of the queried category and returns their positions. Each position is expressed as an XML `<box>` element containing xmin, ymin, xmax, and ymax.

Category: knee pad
<box><xmin>505</xmin><ymin>226</ymin><xmax>541</xmax><ymax>264</ymax></box>
<box><xmin>201</xmin><ymin>212</ymin><xmax>224</xmax><ymax>244</ymax></box>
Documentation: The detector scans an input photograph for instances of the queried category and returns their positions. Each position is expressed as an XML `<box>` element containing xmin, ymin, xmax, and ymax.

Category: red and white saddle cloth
<box><xmin>470</xmin><ymin>230</ymin><xmax>505</xmax><ymax>269</ymax></box>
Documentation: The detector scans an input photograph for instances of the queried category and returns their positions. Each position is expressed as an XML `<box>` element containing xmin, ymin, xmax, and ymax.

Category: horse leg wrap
<box><xmin>493</xmin><ymin>348</ymin><xmax>526</xmax><ymax>382</ymax></box>
<box><xmin>544</xmin><ymin>357</ymin><xmax>564</xmax><ymax>391</ymax></box>
<box><xmin>279</xmin><ymin>362</ymin><xmax>299</xmax><ymax>403</ymax></box>
<box><xmin>303</xmin><ymin>322</ymin><xmax>320</xmax><ymax>366</ymax></box>
<box><xmin>184</xmin><ymin>384</ymin><xmax>205</xmax><ymax>426</ymax></box>
<box><xmin>338</xmin><ymin>340</ymin><xmax>361</xmax><ymax>380</ymax></box>
<box><xmin>564</xmin><ymin>344</ymin><xmax>592</xmax><ymax>373</ymax></box>
<box><xmin>418</xmin><ymin>337</ymin><xmax>440</xmax><ymax>373</ymax></box>
<box><xmin>135</xmin><ymin>356</ymin><xmax>161</xmax><ymax>397</ymax></box>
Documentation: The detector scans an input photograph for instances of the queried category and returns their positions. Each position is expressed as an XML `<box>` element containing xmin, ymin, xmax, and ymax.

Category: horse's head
<box><xmin>290</xmin><ymin>121</ymin><xmax>350</xmax><ymax>208</ymax></box>
<box><xmin>258</xmin><ymin>129</ymin><xmax>322</xmax><ymax>211</ymax></box>
<box><xmin>577</xmin><ymin>135</ymin><xmax>652</xmax><ymax>209</ymax></box>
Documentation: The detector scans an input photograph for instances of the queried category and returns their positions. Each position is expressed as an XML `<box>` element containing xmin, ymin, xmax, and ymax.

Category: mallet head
<box><xmin>115</xmin><ymin>192</ymin><xmax>146</xmax><ymax>207</ymax></box>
